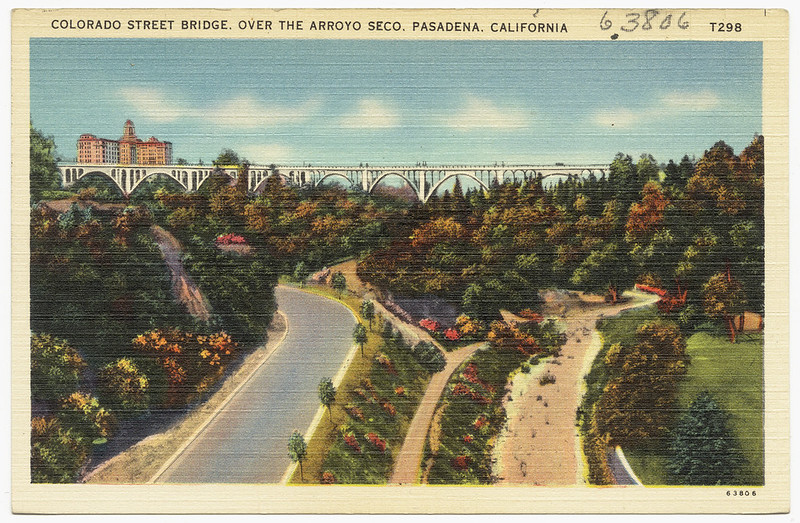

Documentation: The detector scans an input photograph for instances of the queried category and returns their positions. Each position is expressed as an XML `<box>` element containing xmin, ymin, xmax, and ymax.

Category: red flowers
<box><xmin>215</xmin><ymin>233</ymin><xmax>247</xmax><ymax>245</ymax></box>
<box><xmin>463</xmin><ymin>434</ymin><xmax>474</xmax><ymax>444</ymax></box>
<box><xmin>344</xmin><ymin>433</ymin><xmax>361</xmax><ymax>453</ymax></box>
<box><xmin>451</xmin><ymin>383</ymin><xmax>490</xmax><ymax>404</ymax></box>
<box><xmin>473</xmin><ymin>415</ymin><xmax>489</xmax><ymax>430</ymax></box>
<box><xmin>394</xmin><ymin>386</ymin><xmax>405</xmax><ymax>396</ymax></box>
<box><xmin>366</xmin><ymin>432</ymin><xmax>387</xmax><ymax>453</ymax></box>
<box><xmin>321</xmin><ymin>471</ymin><xmax>336</xmax><ymax>484</ymax></box>
<box><xmin>443</xmin><ymin>328</ymin><xmax>460</xmax><ymax>341</ymax></box>
<box><xmin>635</xmin><ymin>283</ymin><xmax>668</xmax><ymax>297</ymax></box>
<box><xmin>451</xmin><ymin>455</ymin><xmax>472</xmax><ymax>470</ymax></box>
<box><xmin>419</xmin><ymin>318</ymin><xmax>441</xmax><ymax>333</ymax></box>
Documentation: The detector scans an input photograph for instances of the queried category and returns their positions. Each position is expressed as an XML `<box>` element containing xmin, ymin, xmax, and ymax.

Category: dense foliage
<box><xmin>668</xmin><ymin>392</ymin><xmax>745</xmax><ymax>485</ymax></box>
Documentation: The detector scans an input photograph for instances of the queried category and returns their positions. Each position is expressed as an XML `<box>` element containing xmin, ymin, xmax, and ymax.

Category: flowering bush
<box><xmin>473</xmin><ymin>415</ymin><xmax>489</xmax><ymax>430</ymax></box>
<box><xmin>343</xmin><ymin>432</ymin><xmax>361</xmax><ymax>453</ymax></box>
<box><xmin>487</xmin><ymin>321</ymin><xmax>540</xmax><ymax>356</ymax></box>
<box><xmin>321</xmin><ymin>471</ymin><xmax>336</xmax><ymax>484</ymax></box>
<box><xmin>419</xmin><ymin>318</ymin><xmax>441</xmax><ymax>333</ymax></box>
<box><xmin>132</xmin><ymin>328</ymin><xmax>238</xmax><ymax>402</ymax></box>
<box><xmin>463</xmin><ymin>434</ymin><xmax>474</xmax><ymax>444</ymax></box>
<box><xmin>394</xmin><ymin>386</ymin><xmax>405</xmax><ymax>396</ymax></box>
<box><xmin>455</xmin><ymin>315</ymin><xmax>485</xmax><ymax>338</ymax></box>
<box><xmin>635</xmin><ymin>283</ymin><xmax>668</xmax><ymax>297</ymax></box>
<box><xmin>215</xmin><ymin>233</ymin><xmax>248</xmax><ymax>245</ymax></box>
<box><xmin>380</xmin><ymin>400</ymin><xmax>397</xmax><ymax>417</ymax></box>
<box><xmin>461</xmin><ymin>363</ymin><xmax>494</xmax><ymax>394</ymax></box>
<box><xmin>443</xmin><ymin>328</ymin><xmax>461</xmax><ymax>341</ymax></box>
<box><xmin>375</xmin><ymin>352</ymin><xmax>396</xmax><ymax>374</ymax></box>
<box><xmin>451</xmin><ymin>383</ymin><xmax>490</xmax><ymax>405</ymax></box>
<box><xmin>344</xmin><ymin>404</ymin><xmax>365</xmax><ymax>421</ymax></box>
<box><xmin>451</xmin><ymin>455</ymin><xmax>472</xmax><ymax>470</ymax></box>
<box><xmin>365</xmin><ymin>432</ymin><xmax>387</xmax><ymax>453</ymax></box>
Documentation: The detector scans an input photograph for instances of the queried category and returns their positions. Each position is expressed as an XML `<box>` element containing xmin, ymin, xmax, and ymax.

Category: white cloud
<box><xmin>205</xmin><ymin>96</ymin><xmax>320</xmax><ymax>129</ymax></box>
<box><xmin>443</xmin><ymin>96</ymin><xmax>530</xmax><ymax>130</ymax></box>
<box><xmin>660</xmin><ymin>90</ymin><xmax>720</xmax><ymax>111</ymax></box>
<box><xmin>117</xmin><ymin>87</ymin><xmax>186</xmax><ymax>122</ymax></box>
<box><xmin>239</xmin><ymin>143</ymin><xmax>295</xmax><ymax>164</ymax></box>
<box><xmin>592</xmin><ymin>108</ymin><xmax>640</xmax><ymax>129</ymax></box>
<box><xmin>117</xmin><ymin>88</ymin><xmax>319</xmax><ymax>129</ymax></box>
<box><xmin>340</xmin><ymin>99</ymin><xmax>400</xmax><ymax>129</ymax></box>
<box><xmin>591</xmin><ymin>90</ymin><xmax>722</xmax><ymax>129</ymax></box>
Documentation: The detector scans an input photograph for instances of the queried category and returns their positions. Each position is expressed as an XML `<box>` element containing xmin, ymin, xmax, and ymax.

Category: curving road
<box><xmin>157</xmin><ymin>286</ymin><xmax>356</xmax><ymax>483</ymax></box>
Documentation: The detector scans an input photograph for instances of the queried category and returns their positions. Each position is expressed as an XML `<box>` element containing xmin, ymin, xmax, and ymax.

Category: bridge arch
<box><xmin>128</xmin><ymin>170</ymin><xmax>189</xmax><ymax>195</ymax></box>
<box><xmin>252</xmin><ymin>172</ymin><xmax>290</xmax><ymax>193</ymax></box>
<box><xmin>70</xmin><ymin>169</ymin><xmax>126</xmax><ymax>196</ymax></box>
<box><xmin>426</xmin><ymin>172</ymin><xmax>489</xmax><ymax>202</ymax></box>
<box><xmin>316</xmin><ymin>172</ymin><xmax>354</xmax><ymax>188</ymax></box>
<box><xmin>367</xmin><ymin>171</ymin><xmax>419</xmax><ymax>195</ymax></box>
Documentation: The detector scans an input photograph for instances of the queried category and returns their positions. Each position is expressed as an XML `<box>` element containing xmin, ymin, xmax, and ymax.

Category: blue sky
<box><xmin>30</xmin><ymin>39</ymin><xmax>762</xmax><ymax>166</ymax></box>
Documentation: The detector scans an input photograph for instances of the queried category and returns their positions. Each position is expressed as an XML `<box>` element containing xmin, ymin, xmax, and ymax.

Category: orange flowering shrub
<box><xmin>487</xmin><ymin>321</ymin><xmax>540</xmax><ymax>356</ymax></box>
<box><xmin>132</xmin><ymin>328</ymin><xmax>238</xmax><ymax>402</ymax></box>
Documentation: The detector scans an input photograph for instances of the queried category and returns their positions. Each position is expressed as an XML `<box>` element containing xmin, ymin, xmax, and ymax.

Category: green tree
<box><xmin>702</xmin><ymin>271</ymin><xmax>746</xmax><ymax>343</ymax></box>
<box><xmin>595</xmin><ymin>320</ymin><xmax>689</xmax><ymax>444</ymax></box>
<box><xmin>318</xmin><ymin>377</ymin><xmax>337</xmax><ymax>423</ymax></box>
<box><xmin>213</xmin><ymin>148</ymin><xmax>241</xmax><ymax>166</ymax></box>
<box><xmin>287</xmin><ymin>430</ymin><xmax>308</xmax><ymax>481</ymax></box>
<box><xmin>353</xmin><ymin>323</ymin><xmax>368</xmax><ymax>358</ymax></box>
<box><xmin>668</xmin><ymin>392</ymin><xmax>744</xmax><ymax>485</ymax></box>
<box><xmin>360</xmin><ymin>299</ymin><xmax>375</xmax><ymax>330</ymax></box>
<box><xmin>30</xmin><ymin>124</ymin><xmax>61</xmax><ymax>201</ymax></box>
<box><xmin>30</xmin><ymin>334</ymin><xmax>86</xmax><ymax>403</ymax></box>
<box><xmin>331</xmin><ymin>271</ymin><xmax>347</xmax><ymax>298</ymax></box>
<box><xmin>292</xmin><ymin>261</ymin><xmax>310</xmax><ymax>286</ymax></box>
<box><xmin>569</xmin><ymin>243</ymin><xmax>630</xmax><ymax>304</ymax></box>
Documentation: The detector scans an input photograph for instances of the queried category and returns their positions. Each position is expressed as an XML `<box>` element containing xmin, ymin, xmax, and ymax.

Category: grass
<box><xmin>426</xmin><ymin>347</ymin><xmax>526</xmax><ymax>484</ymax></box>
<box><xmin>585</xmin><ymin>307</ymin><xmax>764</xmax><ymax>486</ymax></box>
<box><xmin>287</xmin><ymin>284</ymin><xmax>433</xmax><ymax>484</ymax></box>
<box><xmin>622</xmin><ymin>331</ymin><xmax>764</xmax><ymax>485</ymax></box>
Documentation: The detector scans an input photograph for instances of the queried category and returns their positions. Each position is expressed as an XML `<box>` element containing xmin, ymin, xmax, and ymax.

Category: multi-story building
<box><xmin>77</xmin><ymin>120</ymin><xmax>172</xmax><ymax>165</ymax></box>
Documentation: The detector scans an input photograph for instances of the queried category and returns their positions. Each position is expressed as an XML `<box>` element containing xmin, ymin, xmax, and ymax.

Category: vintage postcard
<box><xmin>10</xmin><ymin>8</ymin><xmax>789</xmax><ymax>513</ymax></box>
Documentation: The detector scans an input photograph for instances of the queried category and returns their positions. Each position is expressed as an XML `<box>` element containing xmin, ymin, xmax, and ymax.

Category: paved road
<box><xmin>158</xmin><ymin>286</ymin><xmax>356</xmax><ymax>483</ymax></box>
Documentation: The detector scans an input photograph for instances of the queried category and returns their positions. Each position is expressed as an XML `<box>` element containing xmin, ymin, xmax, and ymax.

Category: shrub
<box><xmin>419</xmin><ymin>318</ymin><xmax>441</xmax><ymax>333</ymax></box>
<box><xmin>30</xmin><ymin>416</ymin><xmax>90</xmax><ymax>483</ymax></box>
<box><xmin>365</xmin><ymin>432</ymin><xmax>387</xmax><ymax>453</ymax></box>
<box><xmin>343</xmin><ymin>432</ymin><xmax>361</xmax><ymax>453</ymax></box>
<box><xmin>451</xmin><ymin>455</ymin><xmax>472</xmax><ymax>470</ymax></box>
<box><xmin>520</xmin><ymin>362</ymin><xmax>531</xmax><ymax>374</ymax></box>
<box><xmin>321</xmin><ymin>471</ymin><xmax>336</xmax><ymax>484</ymax></box>
<box><xmin>98</xmin><ymin>358</ymin><xmax>149</xmax><ymax>416</ymax></box>
<box><xmin>539</xmin><ymin>371</ymin><xmax>556</xmax><ymax>385</ymax></box>
<box><xmin>59</xmin><ymin>392</ymin><xmax>116</xmax><ymax>442</ymax></box>
<box><xmin>455</xmin><ymin>315</ymin><xmax>485</xmax><ymax>338</ymax></box>
<box><xmin>411</xmin><ymin>341</ymin><xmax>446</xmax><ymax>373</ymax></box>
<box><xmin>443</xmin><ymin>328</ymin><xmax>461</xmax><ymax>341</ymax></box>
<box><xmin>30</xmin><ymin>334</ymin><xmax>86</xmax><ymax>403</ymax></box>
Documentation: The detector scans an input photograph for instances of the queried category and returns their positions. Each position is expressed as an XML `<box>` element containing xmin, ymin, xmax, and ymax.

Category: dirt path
<box><xmin>493</xmin><ymin>290</ymin><xmax>660</xmax><ymax>485</ymax></box>
<box><xmin>390</xmin><ymin>341</ymin><xmax>485</xmax><ymax>485</ymax></box>
<box><xmin>150</xmin><ymin>225</ymin><xmax>212</xmax><ymax>321</ymax></box>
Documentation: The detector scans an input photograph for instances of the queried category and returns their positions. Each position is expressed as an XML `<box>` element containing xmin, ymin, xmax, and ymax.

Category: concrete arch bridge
<box><xmin>58</xmin><ymin>163</ymin><xmax>608</xmax><ymax>202</ymax></box>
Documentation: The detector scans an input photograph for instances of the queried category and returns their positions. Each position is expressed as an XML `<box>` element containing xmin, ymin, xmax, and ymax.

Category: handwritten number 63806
<box><xmin>600</xmin><ymin>10</ymin><xmax>689</xmax><ymax>32</ymax></box>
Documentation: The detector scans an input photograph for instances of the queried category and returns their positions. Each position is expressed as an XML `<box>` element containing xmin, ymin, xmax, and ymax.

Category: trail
<box><xmin>150</xmin><ymin>225</ymin><xmax>212</xmax><ymax>322</ymax></box>
<box><xmin>493</xmin><ymin>290</ymin><xmax>660</xmax><ymax>485</ymax></box>
<box><xmin>390</xmin><ymin>341</ymin><xmax>485</xmax><ymax>485</ymax></box>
